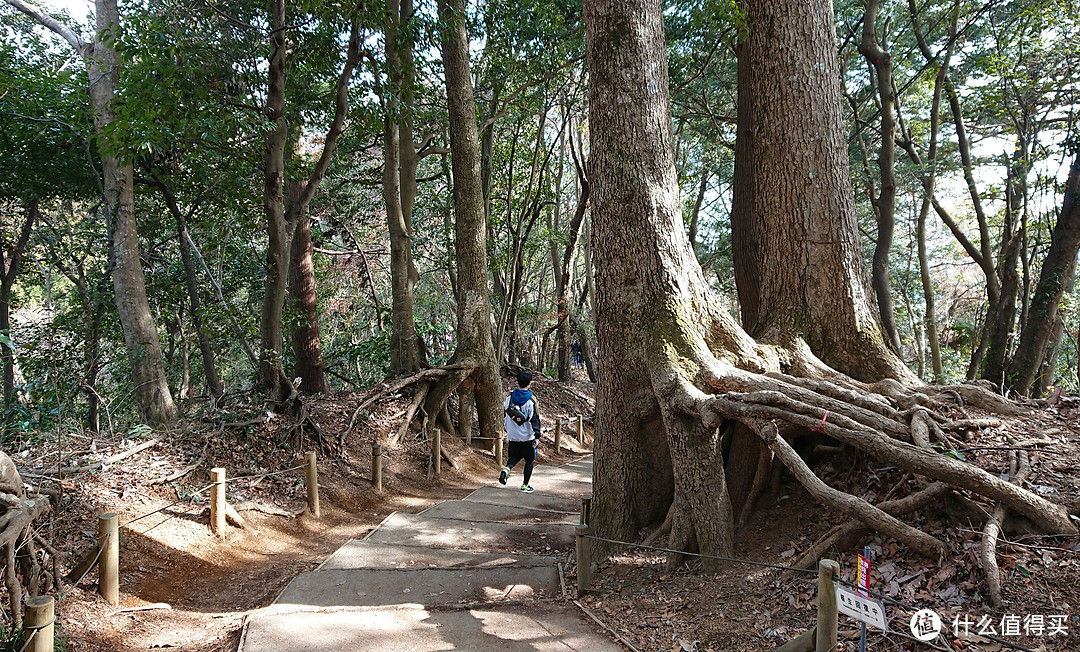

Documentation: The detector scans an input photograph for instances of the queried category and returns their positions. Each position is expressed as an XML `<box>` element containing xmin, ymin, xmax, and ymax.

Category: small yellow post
<box><xmin>372</xmin><ymin>444</ymin><xmax>383</xmax><ymax>492</ymax></box>
<box><xmin>554</xmin><ymin>419</ymin><xmax>562</xmax><ymax>453</ymax></box>
<box><xmin>24</xmin><ymin>595</ymin><xmax>54</xmax><ymax>652</ymax></box>
<box><xmin>580</xmin><ymin>494</ymin><xmax>592</xmax><ymax>525</ymax></box>
<box><xmin>210</xmin><ymin>467</ymin><xmax>226</xmax><ymax>536</ymax></box>
<box><xmin>97</xmin><ymin>513</ymin><xmax>119</xmax><ymax>606</ymax></box>
<box><xmin>575</xmin><ymin>524</ymin><xmax>591</xmax><ymax>597</ymax></box>
<box><xmin>305</xmin><ymin>451</ymin><xmax>321</xmax><ymax>518</ymax></box>
<box><xmin>432</xmin><ymin>428</ymin><xmax>442</xmax><ymax>476</ymax></box>
<box><xmin>576</xmin><ymin>415</ymin><xmax>584</xmax><ymax>444</ymax></box>
<box><xmin>816</xmin><ymin>559</ymin><xmax>839</xmax><ymax>652</ymax></box>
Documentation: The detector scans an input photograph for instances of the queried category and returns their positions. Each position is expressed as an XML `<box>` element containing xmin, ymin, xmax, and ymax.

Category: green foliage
<box><xmin>0</xmin><ymin>8</ymin><xmax>97</xmax><ymax>201</ymax></box>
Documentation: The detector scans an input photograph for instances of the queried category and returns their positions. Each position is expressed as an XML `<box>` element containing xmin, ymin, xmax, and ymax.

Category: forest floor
<box><xmin>11</xmin><ymin>372</ymin><xmax>1080</xmax><ymax>652</ymax></box>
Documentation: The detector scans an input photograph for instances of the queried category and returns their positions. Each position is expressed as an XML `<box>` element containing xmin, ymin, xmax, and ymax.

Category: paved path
<box><xmin>239</xmin><ymin>456</ymin><xmax>621</xmax><ymax>652</ymax></box>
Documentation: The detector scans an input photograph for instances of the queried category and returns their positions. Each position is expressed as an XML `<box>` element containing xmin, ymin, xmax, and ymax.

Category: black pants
<box><xmin>507</xmin><ymin>440</ymin><xmax>536</xmax><ymax>485</ymax></box>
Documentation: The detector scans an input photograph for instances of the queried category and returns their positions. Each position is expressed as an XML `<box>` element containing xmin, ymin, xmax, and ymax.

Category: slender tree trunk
<box><xmin>0</xmin><ymin>203</ymin><xmax>35</xmax><ymax>408</ymax></box>
<box><xmin>688</xmin><ymin>168</ymin><xmax>708</xmax><ymax>253</ymax></box>
<box><xmin>984</xmin><ymin>230</ymin><xmax>1021</xmax><ymax>385</ymax></box>
<box><xmin>436</xmin><ymin>0</ymin><xmax>502</xmax><ymax>453</ymax></box>
<box><xmin>984</xmin><ymin>138</ymin><xmax>1030</xmax><ymax>384</ymax></box>
<box><xmin>898</xmin><ymin>12</ymin><xmax>956</xmax><ymax>382</ymax></box>
<box><xmin>178</xmin><ymin>317</ymin><xmax>191</xmax><ymax>399</ymax></box>
<box><xmin>149</xmin><ymin>176</ymin><xmax>224</xmax><ymax>398</ymax></box>
<box><xmin>1009</xmin><ymin>149</ymin><xmax>1080</xmax><ymax>396</ymax></box>
<box><xmin>917</xmin><ymin>196</ymin><xmax>944</xmax><ymax>381</ymax></box>
<box><xmin>732</xmin><ymin>0</ymin><xmax>914</xmax><ymax>383</ymax></box>
<box><xmin>859</xmin><ymin>0</ymin><xmax>902</xmax><ymax>353</ymax></box>
<box><xmin>288</xmin><ymin>182</ymin><xmax>328</xmax><ymax>394</ymax></box>
<box><xmin>85</xmin><ymin>300</ymin><xmax>105</xmax><ymax>432</ymax></box>
<box><xmin>556</xmin><ymin>161</ymin><xmax>590</xmax><ymax>381</ymax></box>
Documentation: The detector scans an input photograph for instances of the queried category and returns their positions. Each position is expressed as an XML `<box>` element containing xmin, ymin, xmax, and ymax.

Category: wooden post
<box><xmin>554</xmin><ymin>419</ymin><xmax>562</xmax><ymax>453</ymax></box>
<box><xmin>575</xmin><ymin>524</ymin><xmax>591</xmax><ymax>597</ymax></box>
<box><xmin>816</xmin><ymin>559</ymin><xmax>839</xmax><ymax>652</ymax></box>
<box><xmin>97</xmin><ymin>512</ymin><xmax>119</xmax><ymax>606</ymax></box>
<box><xmin>432</xmin><ymin>428</ymin><xmax>442</xmax><ymax>476</ymax></box>
<box><xmin>576</xmin><ymin>415</ymin><xmax>584</xmax><ymax>444</ymax></box>
<box><xmin>580</xmin><ymin>494</ymin><xmax>592</xmax><ymax>526</ymax></box>
<box><xmin>495</xmin><ymin>434</ymin><xmax>504</xmax><ymax>468</ymax></box>
<box><xmin>210</xmin><ymin>467</ymin><xmax>226</xmax><ymax>536</ymax></box>
<box><xmin>305</xmin><ymin>451</ymin><xmax>320</xmax><ymax>518</ymax></box>
<box><xmin>24</xmin><ymin>595</ymin><xmax>54</xmax><ymax>652</ymax></box>
<box><xmin>372</xmin><ymin>444</ymin><xmax>383</xmax><ymax>492</ymax></box>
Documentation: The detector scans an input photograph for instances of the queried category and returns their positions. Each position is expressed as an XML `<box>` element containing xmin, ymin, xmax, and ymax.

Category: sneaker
<box><xmin>520</xmin><ymin>484</ymin><xmax>534</xmax><ymax>493</ymax></box>
<box><xmin>498</xmin><ymin>467</ymin><xmax>509</xmax><ymax>485</ymax></box>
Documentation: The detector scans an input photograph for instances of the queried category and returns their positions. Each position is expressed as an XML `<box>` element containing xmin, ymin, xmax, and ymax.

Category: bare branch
<box><xmin>4</xmin><ymin>0</ymin><xmax>87</xmax><ymax>53</ymax></box>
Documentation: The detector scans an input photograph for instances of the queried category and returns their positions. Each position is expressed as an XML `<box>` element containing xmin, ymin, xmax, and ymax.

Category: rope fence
<box><xmin>9</xmin><ymin>453</ymin><xmax>324</xmax><ymax>652</ymax></box>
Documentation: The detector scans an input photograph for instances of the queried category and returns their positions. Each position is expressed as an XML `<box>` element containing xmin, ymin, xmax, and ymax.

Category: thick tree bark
<box><xmin>288</xmin><ymin>184</ymin><xmax>328</xmax><ymax>394</ymax></box>
<box><xmin>732</xmin><ymin>0</ymin><xmax>913</xmax><ymax>384</ymax></box>
<box><xmin>1009</xmin><ymin>149</ymin><xmax>1080</xmax><ymax>396</ymax></box>
<box><xmin>858</xmin><ymin>0</ymin><xmax>902</xmax><ymax>354</ymax></box>
<box><xmin>582</xmin><ymin>0</ymin><xmax>1077</xmax><ymax>583</ymax></box>
<box><xmin>585</xmin><ymin>0</ymin><xmax>767</xmax><ymax>563</ymax></box>
<box><xmin>0</xmin><ymin>203</ymin><xmax>35</xmax><ymax>408</ymax></box>
<box><xmin>433</xmin><ymin>0</ymin><xmax>503</xmax><ymax>456</ymax></box>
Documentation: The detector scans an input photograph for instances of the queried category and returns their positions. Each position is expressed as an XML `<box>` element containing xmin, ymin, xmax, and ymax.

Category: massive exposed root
<box><xmin>644</xmin><ymin>337</ymin><xmax>1077</xmax><ymax>608</ymax></box>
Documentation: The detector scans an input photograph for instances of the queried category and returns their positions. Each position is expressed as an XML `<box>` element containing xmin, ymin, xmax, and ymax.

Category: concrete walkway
<box><xmin>239</xmin><ymin>456</ymin><xmax>622</xmax><ymax>652</ymax></box>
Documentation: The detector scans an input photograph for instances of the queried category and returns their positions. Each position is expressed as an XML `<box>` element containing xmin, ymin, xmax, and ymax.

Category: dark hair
<box><xmin>516</xmin><ymin>369</ymin><xmax>533</xmax><ymax>388</ymax></box>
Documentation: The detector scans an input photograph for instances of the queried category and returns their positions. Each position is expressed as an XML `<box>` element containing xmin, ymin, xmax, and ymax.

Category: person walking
<box><xmin>499</xmin><ymin>369</ymin><xmax>540</xmax><ymax>493</ymax></box>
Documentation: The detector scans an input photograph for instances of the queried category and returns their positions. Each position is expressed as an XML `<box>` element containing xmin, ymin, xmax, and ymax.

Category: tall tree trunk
<box><xmin>898</xmin><ymin>9</ymin><xmax>956</xmax><ymax>382</ymax></box>
<box><xmin>384</xmin><ymin>0</ymin><xmax>426</xmax><ymax>375</ymax></box>
<box><xmin>859</xmin><ymin>0</ymin><xmax>902</xmax><ymax>354</ymax></box>
<box><xmin>91</xmin><ymin>0</ymin><xmax>178</xmax><ymax>425</ymax></box>
<box><xmin>258</xmin><ymin>0</ymin><xmax>291</xmax><ymax>400</ymax></box>
<box><xmin>288</xmin><ymin>182</ymin><xmax>328</xmax><ymax>394</ymax></box>
<box><xmin>434</xmin><ymin>0</ymin><xmax>502</xmax><ymax>455</ymax></box>
<box><xmin>732</xmin><ymin>0</ymin><xmax>914</xmax><ymax>383</ymax></box>
<box><xmin>1009</xmin><ymin>149</ymin><xmax>1080</xmax><ymax>396</ymax></box>
<box><xmin>261</xmin><ymin>0</ymin><xmax>361</xmax><ymax>398</ymax></box>
<box><xmin>984</xmin><ymin>230</ymin><xmax>1021</xmax><ymax>385</ymax></box>
<box><xmin>0</xmin><ymin>202</ymin><xmax>35</xmax><ymax>408</ymax></box>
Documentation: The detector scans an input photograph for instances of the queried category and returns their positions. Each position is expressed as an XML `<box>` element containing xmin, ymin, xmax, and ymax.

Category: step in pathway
<box><xmin>239</xmin><ymin>456</ymin><xmax>622</xmax><ymax>652</ymax></box>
